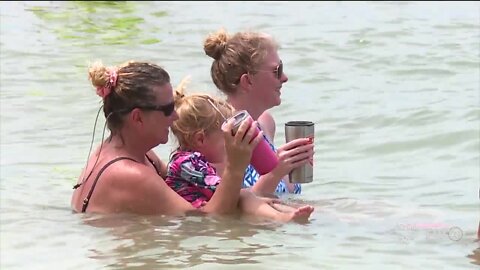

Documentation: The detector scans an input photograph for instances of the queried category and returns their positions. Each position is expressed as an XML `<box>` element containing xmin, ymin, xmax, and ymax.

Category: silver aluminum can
<box><xmin>229</xmin><ymin>110</ymin><xmax>249</xmax><ymax>134</ymax></box>
<box><xmin>284</xmin><ymin>121</ymin><xmax>314</xmax><ymax>183</ymax></box>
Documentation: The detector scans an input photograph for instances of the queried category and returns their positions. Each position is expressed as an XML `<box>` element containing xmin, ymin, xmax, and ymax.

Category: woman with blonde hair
<box><xmin>203</xmin><ymin>29</ymin><xmax>314</xmax><ymax>196</ymax></box>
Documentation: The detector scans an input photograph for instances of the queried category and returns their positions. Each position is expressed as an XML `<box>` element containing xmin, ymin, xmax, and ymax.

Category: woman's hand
<box><xmin>222</xmin><ymin>116</ymin><xmax>263</xmax><ymax>171</ymax></box>
<box><xmin>201</xmin><ymin>117</ymin><xmax>263</xmax><ymax>215</ymax></box>
<box><xmin>271</xmin><ymin>138</ymin><xmax>314</xmax><ymax>178</ymax></box>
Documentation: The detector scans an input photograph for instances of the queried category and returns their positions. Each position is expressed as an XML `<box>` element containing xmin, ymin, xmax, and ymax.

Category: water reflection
<box><xmin>468</xmin><ymin>222</ymin><xmax>480</xmax><ymax>266</ymax></box>
<box><xmin>81</xmin><ymin>213</ymin><xmax>280</xmax><ymax>269</ymax></box>
<box><xmin>467</xmin><ymin>248</ymin><xmax>480</xmax><ymax>266</ymax></box>
<box><xmin>2</xmin><ymin>1</ymin><xmax>479</xmax><ymax>269</ymax></box>
<box><xmin>27</xmin><ymin>1</ymin><xmax>163</xmax><ymax>46</ymax></box>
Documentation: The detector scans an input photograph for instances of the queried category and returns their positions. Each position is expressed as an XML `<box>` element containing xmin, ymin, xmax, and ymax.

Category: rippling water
<box><xmin>1</xmin><ymin>1</ymin><xmax>479</xmax><ymax>269</ymax></box>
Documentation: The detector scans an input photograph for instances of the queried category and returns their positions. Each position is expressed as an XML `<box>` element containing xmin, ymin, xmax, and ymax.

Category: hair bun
<box><xmin>174</xmin><ymin>75</ymin><xmax>191</xmax><ymax>103</ymax></box>
<box><xmin>203</xmin><ymin>28</ymin><xmax>229</xmax><ymax>60</ymax></box>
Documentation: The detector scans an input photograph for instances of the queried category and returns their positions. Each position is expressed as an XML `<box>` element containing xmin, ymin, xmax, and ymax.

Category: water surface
<box><xmin>1</xmin><ymin>1</ymin><xmax>479</xmax><ymax>269</ymax></box>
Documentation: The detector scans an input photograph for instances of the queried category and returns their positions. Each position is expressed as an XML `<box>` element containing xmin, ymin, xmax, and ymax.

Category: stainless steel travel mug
<box><xmin>285</xmin><ymin>121</ymin><xmax>314</xmax><ymax>183</ymax></box>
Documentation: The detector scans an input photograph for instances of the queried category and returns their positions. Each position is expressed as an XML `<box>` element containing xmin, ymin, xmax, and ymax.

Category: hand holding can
<box><xmin>226</xmin><ymin>110</ymin><xmax>279</xmax><ymax>175</ymax></box>
<box><xmin>284</xmin><ymin>121</ymin><xmax>314</xmax><ymax>183</ymax></box>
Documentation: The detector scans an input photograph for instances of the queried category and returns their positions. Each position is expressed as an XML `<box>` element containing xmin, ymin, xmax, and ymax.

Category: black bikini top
<box><xmin>77</xmin><ymin>155</ymin><xmax>161</xmax><ymax>213</ymax></box>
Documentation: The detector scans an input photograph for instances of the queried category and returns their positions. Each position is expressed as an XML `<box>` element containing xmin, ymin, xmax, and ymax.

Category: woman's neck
<box><xmin>227</xmin><ymin>96</ymin><xmax>264</xmax><ymax>120</ymax></box>
<box><xmin>108</xmin><ymin>133</ymin><xmax>150</xmax><ymax>162</ymax></box>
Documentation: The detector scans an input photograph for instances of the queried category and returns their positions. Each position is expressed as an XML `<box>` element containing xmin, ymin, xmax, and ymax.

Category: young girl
<box><xmin>165</xmin><ymin>79</ymin><xmax>314</xmax><ymax>223</ymax></box>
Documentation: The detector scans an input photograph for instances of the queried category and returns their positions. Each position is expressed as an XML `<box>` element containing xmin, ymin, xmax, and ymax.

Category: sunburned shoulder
<box><xmin>258</xmin><ymin>111</ymin><xmax>276</xmax><ymax>140</ymax></box>
<box><xmin>87</xmin><ymin>159</ymin><xmax>167</xmax><ymax>215</ymax></box>
<box><xmin>103</xmin><ymin>159</ymin><xmax>163</xmax><ymax>189</ymax></box>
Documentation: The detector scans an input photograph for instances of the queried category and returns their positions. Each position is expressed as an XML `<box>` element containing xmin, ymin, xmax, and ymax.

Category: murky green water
<box><xmin>1</xmin><ymin>1</ymin><xmax>479</xmax><ymax>269</ymax></box>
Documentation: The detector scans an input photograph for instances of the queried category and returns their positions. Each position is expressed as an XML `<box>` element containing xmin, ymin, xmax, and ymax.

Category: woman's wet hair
<box><xmin>88</xmin><ymin>61</ymin><xmax>170</xmax><ymax>136</ymax></box>
<box><xmin>171</xmin><ymin>77</ymin><xmax>234</xmax><ymax>150</ymax></box>
<box><xmin>203</xmin><ymin>28</ymin><xmax>278</xmax><ymax>95</ymax></box>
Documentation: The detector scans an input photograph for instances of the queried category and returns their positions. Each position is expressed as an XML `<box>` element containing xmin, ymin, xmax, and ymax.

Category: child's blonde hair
<box><xmin>172</xmin><ymin>77</ymin><xmax>234</xmax><ymax>150</ymax></box>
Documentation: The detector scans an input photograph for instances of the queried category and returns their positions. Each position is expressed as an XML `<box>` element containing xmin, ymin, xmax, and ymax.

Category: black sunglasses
<box><xmin>138</xmin><ymin>101</ymin><xmax>175</xmax><ymax>116</ymax></box>
<box><xmin>273</xmin><ymin>60</ymin><xmax>283</xmax><ymax>80</ymax></box>
<box><xmin>116</xmin><ymin>101</ymin><xmax>175</xmax><ymax>116</ymax></box>
<box><xmin>256</xmin><ymin>60</ymin><xmax>283</xmax><ymax>80</ymax></box>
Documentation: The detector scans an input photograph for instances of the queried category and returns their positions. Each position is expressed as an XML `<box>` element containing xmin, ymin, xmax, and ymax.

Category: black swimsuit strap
<box><xmin>146</xmin><ymin>154</ymin><xmax>162</xmax><ymax>176</ymax></box>
<box><xmin>81</xmin><ymin>157</ymin><xmax>137</xmax><ymax>213</ymax></box>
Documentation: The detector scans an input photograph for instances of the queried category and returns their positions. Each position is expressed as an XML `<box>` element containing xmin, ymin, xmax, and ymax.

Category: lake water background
<box><xmin>1</xmin><ymin>1</ymin><xmax>479</xmax><ymax>269</ymax></box>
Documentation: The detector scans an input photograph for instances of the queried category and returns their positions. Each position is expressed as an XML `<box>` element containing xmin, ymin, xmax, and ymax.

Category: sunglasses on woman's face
<box><xmin>273</xmin><ymin>60</ymin><xmax>283</xmax><ymax>80</ymax></box>
<box><xmin>114</xmin><ymin>101</ymin><xmax>175</xmax><ymax>116</ymax></box>
<box><xmin>138</xmin><ymin>101</ymin><xmax>176</xmax><ymax>116</ymax></box>
<box><xmin>256</xmin><ymin>60</ymin><xmax>283</xmax><ymax>80</ymax></box>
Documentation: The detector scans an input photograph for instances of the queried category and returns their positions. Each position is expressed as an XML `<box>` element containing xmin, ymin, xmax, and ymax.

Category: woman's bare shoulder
<box><xmin>105</xmin><ymin>159</ymin><xmax>160</xmax><ymax>187</ymax></box>
<box><xmin>258</xmin><ymin>111</ymin><xmax>276</xmax><ymax>140</ymax></box>
<box><xmin>96</xmin><ymin>160</ymin><xmax>166</xmax><ymax>214</ymax></box>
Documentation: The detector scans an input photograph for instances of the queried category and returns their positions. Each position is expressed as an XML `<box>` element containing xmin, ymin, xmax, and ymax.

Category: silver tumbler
<box><xmin>284</xmin><ymin>121</ymin><xmax>314</xmax><ymax>183</ymax></box>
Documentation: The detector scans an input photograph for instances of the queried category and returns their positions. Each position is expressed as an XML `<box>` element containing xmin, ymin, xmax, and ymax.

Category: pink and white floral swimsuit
<box><xmin>165</xmin><ymin>150</ymin><xmax>221</xmax><ymax>208</ymax></box>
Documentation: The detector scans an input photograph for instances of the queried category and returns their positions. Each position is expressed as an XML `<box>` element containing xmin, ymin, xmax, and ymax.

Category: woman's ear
<box><xmin>130</xmin><ymin>108</ymin><xmax>144</xmax><ymax>125</ymax></box>
<box><xmin>238</xmin><ymin>73</ymin><xmax>253</xmax><ymax>88</ymax></box>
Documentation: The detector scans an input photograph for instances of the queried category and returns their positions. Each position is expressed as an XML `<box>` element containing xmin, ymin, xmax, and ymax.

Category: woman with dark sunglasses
<box><xmin>71</xmin><ymin>60</ymin><xmax>263</xmax><ymax>215</ymax></box>
<box><xmin>203</xmin><ymin>29</ymin><xmax>314</xmax><ymax>196</ymax></box>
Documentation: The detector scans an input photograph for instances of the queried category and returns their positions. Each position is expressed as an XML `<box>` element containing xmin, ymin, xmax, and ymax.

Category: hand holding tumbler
<box><xmin>228</xmin><ymin>110</ymin><xmax>279</xmax><ymax>175</ymax></box>
<box><xmin>284</xmin><ymin>121</ymin><xmax>314</xmax><ymax>183</ymax></box>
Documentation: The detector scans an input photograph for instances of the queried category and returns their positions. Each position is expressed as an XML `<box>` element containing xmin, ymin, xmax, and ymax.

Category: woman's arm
<box><xmin>254</xmin><ymin>111</ymin><xmax>286</xmax><ymax>193</ymax></box>
<box><xmin>201</xmin><ymin>117</ymin><xmax>263</xmax><ymax>215</ymax></box>
<box><xmin>102</xmin><ymin>164</ymin><xmax>196</xmax><ymax>215</ymax></box>
<box><xmin>251</xmin><ymin>138</ymin><xmax>313</xmax><ymax>194</ymax></box>
<box><xmin>254</xmin><ymin>111</ymin><xmax>312</xmax><ymax>194</ymax></box>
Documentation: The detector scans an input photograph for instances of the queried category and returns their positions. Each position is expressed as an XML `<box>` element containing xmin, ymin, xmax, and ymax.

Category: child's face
<box><xmin>201</xmin><ymin>130</ymin><xmax>226</xmax><ymax>164</ymax></box>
